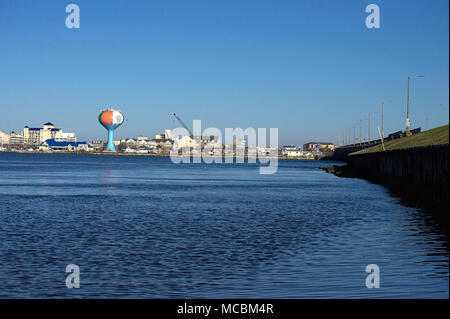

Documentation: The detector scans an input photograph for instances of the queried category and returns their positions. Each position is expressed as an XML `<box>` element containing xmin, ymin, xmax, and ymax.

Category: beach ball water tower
<box><xmin>98</xmin><ymin>109</ymin><xmax>124</xmax><ymax>151</ymax></box>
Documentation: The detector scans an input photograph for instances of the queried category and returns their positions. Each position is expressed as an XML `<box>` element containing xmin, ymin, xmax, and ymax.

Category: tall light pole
<box><xmin>353</xmin><ymin>125</ymin><xmax>356</xmax><ymax>145</ymax></box>
<box><xmin>368</xmin><ymin>112</ymin><xmax>377</xmax><ymax>145</ymax></box>
<box><xmin>359</xmin><ymin>119</ymin><xmax>363</xmax><ymax>145</ymax></box>
<box><xmin>406</xmin><ymin>75</ymin><xmax>424</xmax><ymax>136</ymax></box>
<box><xmin>381</xmin><ymin>100</ymin><xmax>391</xmax><ymax>143</ymax></box>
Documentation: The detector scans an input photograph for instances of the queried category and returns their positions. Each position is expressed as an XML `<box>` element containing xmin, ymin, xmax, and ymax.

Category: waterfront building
<box><xmin>279</xmin><ymin>145</ymin><xmax>297</xmax><ymax>156</ymax></box>
<box><xmin>90</xmin><ymin>140</ymin><xmax>105</xmax><ymax>151</ymax></box>
<box><xmin>155</xmin><ymin>134</ymin><xmax>166</xmax><ymax>140</ymax></box>
<box><xmin>54</xmin><ymin>132</ymin><xmax>77</xmax><ymax>142</ymax></box>
<box><xmin>286</xmin><ymin>149</ymin><xmax>303</xmax><ymax>157</ymax></box>
<box><xmin>9</xmin><ymin>132</ymin><xmax>24</xmax><ymax>146</ymax></box>
<box><xmin>0</xmin><ymin>131</ymin><xmax>10</xmax><ymax>145</ymax></box>
<box><xmin>39</xmin><ymin>139</ymin><xmax>93</xmax><ymax>152</ymax></box>
<box><xmin>23</xmin><ymin>122</ymin><xmax>63</xmax><ymax>145</ymax></box>
<box><xmin>303</xmin><ymin>142</ymin><xmax>335</xmax><ymax>151</ymax></box>
<box><xmin>174</xmin><ymin>136</ymin><xmax>194</xmax><ymax>148</ymax></box>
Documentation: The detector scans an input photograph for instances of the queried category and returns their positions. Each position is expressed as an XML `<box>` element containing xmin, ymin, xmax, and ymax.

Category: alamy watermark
<box><xmin>64</xmin><ymin>4</ymin><xmax>380</xmax><ymax>30</ymax></box>
<box><xmin>65</xmin><ymin>4</ymin><xmax>80</xmax><ymax>29</ymax></box>
<box><xmin>169</xmin><ymin>120</ymin><xmax>279</xmax><ymax>174</ymax></box>
<box><xmin>66</xmin><ymin>264</ymin><xmax>80</xmax><ymax>288</ymax></box>
<box><xmin>365</xmin><ymin>264</ymin><xmax>380</xmax><ymax>288</ymax></box>
<box><xmin>65</xmin><ymin>4</ymin><xmax>380</xmax><ymax>30</ymax></box>
<box><xmin>365</xmin><ymin>4</ymin><xmax>380</xmax><ymax>29</ymax></box>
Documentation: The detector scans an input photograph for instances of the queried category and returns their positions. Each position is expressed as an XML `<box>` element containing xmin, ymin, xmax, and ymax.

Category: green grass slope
<box><xmin>351</xmin><ymin>124</ymin><xmax>449</xmax><ymax>155</ymax></box>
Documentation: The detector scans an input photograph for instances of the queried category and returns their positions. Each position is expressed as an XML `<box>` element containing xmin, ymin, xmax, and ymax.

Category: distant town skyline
<box><xmin>0</xmin><ymin>0</ymin><xmax>448</xmax><ymax>145</ymax></box>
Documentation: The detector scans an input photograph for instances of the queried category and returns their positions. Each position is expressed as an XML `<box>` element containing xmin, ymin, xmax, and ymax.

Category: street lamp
<box><xmin>406</xmin><ymin>75</ymin><xmax>424</xmax><ymax>136</ymax></box>
<box><xmin>359</xmin><ymin>118</ymin><xmax>368</xmax><ymax>145</ymax></box>
<box><xmin>381</xmin><ymin>100</ymin><xmax>391</xmax><ymax>143</ymax></box>
<box><xmin>368</xmin><ymin>112</ymin><xmax>377</xmax><ymax>144</ymax></box>
<box><xmin>353</xmin><ymin>125</ymin><xmax>356</xmax><ymax>145</ymax></box>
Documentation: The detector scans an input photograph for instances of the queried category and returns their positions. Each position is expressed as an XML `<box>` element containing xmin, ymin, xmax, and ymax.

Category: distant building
<box><xmin>90</xmin><ymin>140</ymin><xmax>105</xmax><ymax>151</ymax></box>
<box><xmin>233</xmin><ymin>139</ymin><xmax>246</xmax><ymax>150</ymax></box>
<box><xmin>23</xmin><ymin>122</ymin><xmax>63</xmax><ymax>145</ymax></box>
<box><xmin>303</xmin><ymin>142</ymin><xmax>335</xmax><ymax>151</ymax></box>
<box><xmin>286</xmin><ymin>149</ymin><xmax>303</xmax><ymax>157</ymax></box>
<box><xmin>54</xmin><ymin>132</ymin><xmax>77</xmax><ymax>142</ymax></box>
<box><xmin>39</xmin><ymin>139</ymin><xmax>93</xmax><ymax>152</ymax></box>
<box><xmin>0</xmin><ymin>131</ymin><xmax>10</xmax><ymax>145</ymax></box>
<box><xmin>9</xmin><ymin>132</ymin><xmax>24</xmax><ymax>146</ymax></box>
<box><xmin>154</xmin><ymin>130</ymin><xmax>174</xmax><ymax>141</ymax></box>
<box><xmin>152</xmin><ymin>138</ymin><xmax>173</xmax><ymax>148</ymax></box>
<box><xmin>279</xmin><ymin>145</ymin><xmax>297</xmax><ymax>156</ymax></box>
<box><xmin>174</xmin><ymin>136</ymin><xmax>194</xmax><ymax>148</ymax></box>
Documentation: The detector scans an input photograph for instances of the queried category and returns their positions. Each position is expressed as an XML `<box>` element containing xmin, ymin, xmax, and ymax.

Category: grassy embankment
<box><xmin>352</xmin><ymin>124</ymin><xmax>449</xmax><ymax>155</ymax></box>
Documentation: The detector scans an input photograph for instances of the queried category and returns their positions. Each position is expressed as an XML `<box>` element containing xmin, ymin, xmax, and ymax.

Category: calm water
<box><xmin>0</xmin><ymin>153</ymin><xmax>448</xmax><ymax>298</ymax></box>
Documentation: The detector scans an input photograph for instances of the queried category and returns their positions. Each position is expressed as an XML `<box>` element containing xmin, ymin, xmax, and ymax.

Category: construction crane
<box><xmin>172</xmin><ymin>112</ymin><xmax>193</xmax><ymax>137</ymax></box>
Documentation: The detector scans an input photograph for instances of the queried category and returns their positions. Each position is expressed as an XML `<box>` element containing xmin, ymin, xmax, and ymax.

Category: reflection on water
<box><xmin>0</xmin><ymin>153</ymin><xmax>448</xmax><ymax>298</ymax></box>
<box><xmin>100</xmin><ymin>170</ymin><xmax>114</xmax><ymax>196</ymax></box>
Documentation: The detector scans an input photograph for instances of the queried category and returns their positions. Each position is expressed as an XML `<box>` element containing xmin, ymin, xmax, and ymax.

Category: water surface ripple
<box><xmin>0</xmin><ymin>153</ymin><xmax>448</xmax><ymax>298</ymax></box>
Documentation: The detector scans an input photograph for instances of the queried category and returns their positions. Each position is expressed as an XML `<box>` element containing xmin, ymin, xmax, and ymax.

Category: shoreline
<box><xmin>0</xmin><ymin>150</ymin><xmax>324</xmax><ymax>161</ymax></box>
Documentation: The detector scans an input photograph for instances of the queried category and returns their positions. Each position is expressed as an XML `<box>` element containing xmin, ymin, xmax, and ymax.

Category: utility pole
<box><xmin>368</xmin><ymin>113</ymin><xmax>371</xmax><ymax>144</ymax></box>
<box><xmin>406</xmin><ymin>76</ymin><xmax>410</xmax><ymax>135</ymax></box>
<box><xmin>381</xmin><ymin>101</ymin><xmax>384</xmax><ymax>142</ymax></box>
<box><xmin>406</xmin><ymin>75</ymin><xmax>424</xmax><ymax>136</ymax></box>
<box><xmin>381</xmin><ymin>100</ymin><xmax>391</xmax><ymax>144</ymax></box>
<box><xmin>359</xmin><ymin>119</ymin><xmax>362</xmax><ymax>145</ymax></box>
<box><xmin>353</xmin><ymin>125</ymin><xmax>356</xmax><ymax>145</ymax></box>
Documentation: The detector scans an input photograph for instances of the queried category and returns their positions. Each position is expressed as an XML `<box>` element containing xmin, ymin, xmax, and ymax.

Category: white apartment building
<box><xmin>54</xmin><ymin>132</ymin><xmax>77</xmax><ymax>142</ymax></box>
<box><xmin>0</xmin><ymin>131</ymin><xmax>10</xmax><ymax>145</ymax></box>
<box><xmin>23</xmin><ymin>122</ymin><xmax>63</xmax><ymax>145</ymax></box>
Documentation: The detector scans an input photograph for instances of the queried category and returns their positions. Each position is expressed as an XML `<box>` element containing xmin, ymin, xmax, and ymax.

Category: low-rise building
<box><xmin>173</xmin><ymin>136</ymin><xmax>194</xmax><ymax>148</ymax></box>
<box><xmin>0</xmin><ymin>131</ymin><xmax>10</xmax><ymax>145</ymax></box>
<box><xmin>90</xmin><ymin>140</ymin><xmax>105</xmax><ymax>151</ymax></box>
<box><xmin>279</xmin><ymin>145</ymin><xmax>297</xmax><ymax>156</ymax></box>
<box><xmin>9</xmin><ymin>132</ymin><xmax>24</xmax><ymax>146</ymax></box>
<box><xmin>303</xmin><ymin>142</ymin><xmax>335</xmax><ymax>151</ymax></box>
<box><xmin>286</xmin><ymin>149</ymin><xmax>303</xmax><ymax>157</ymax></box>
<box><xmin>39</xmin><ymin>139</ymin><xmax>93</xmax><ymax>152</ymax></box>
<box><xmin>54</xmin><ymin>132</ymin><xmax>77</xmax><ymax>142</ymax></box>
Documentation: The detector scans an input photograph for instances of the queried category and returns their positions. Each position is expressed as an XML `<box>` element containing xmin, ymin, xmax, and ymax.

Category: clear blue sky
<box><xmin>0</xmin><ymin>0</ymin><xmax>448</xmax><ymax>145</ymax></box>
